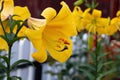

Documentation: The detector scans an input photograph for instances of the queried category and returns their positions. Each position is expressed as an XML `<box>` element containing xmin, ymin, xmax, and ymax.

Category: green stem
<box><xmin>7</xmin><ymin>44</ymin><xmax>12</xmax><ymax>80</ymax></box>
<box><xmin>95</xmin><ymin>34</ymin><xmax>98</xmax><ymax>80</ymax></box>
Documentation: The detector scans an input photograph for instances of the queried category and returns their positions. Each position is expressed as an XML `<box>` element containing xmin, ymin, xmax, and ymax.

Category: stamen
<box><xmin>55</xmin><ymin>38</ymin><xmax>70</xmax><ymax>52</ymax></box>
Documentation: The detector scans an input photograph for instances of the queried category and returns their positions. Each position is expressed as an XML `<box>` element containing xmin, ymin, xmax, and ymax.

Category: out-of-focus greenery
<box><xmin>46</xmin><ymin>32</ymin><xmax>120</xmax><ymax>80</ymax></box>
<box><xmin>0</xmin><ymin>51</ymin><xmax>6</xmax><ymax>80</ymax></box>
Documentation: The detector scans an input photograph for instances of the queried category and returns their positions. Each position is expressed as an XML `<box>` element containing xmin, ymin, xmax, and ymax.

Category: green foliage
<box><xmin>74</xmin><ymin>0</ymin><xmax>84</xmax><ymax>6</ymax></box>
<box><xmin>74</xmin><ymin>0</ymin><xmax>99</xmax><ymax>9</ymax></box>
<box><xmin>0</xmin><ymin>2</ymin><xmax>31</xmax><ymax>80</ymax></box>
<box><xmin>11</xmin><ymin>59</ymin><xmax>34</xmax><ymax>70</ymax></box>
<box><xmin>46</xmin><ymin>33</ymin><xmax>120</xmax><ymax>80</ymax></box>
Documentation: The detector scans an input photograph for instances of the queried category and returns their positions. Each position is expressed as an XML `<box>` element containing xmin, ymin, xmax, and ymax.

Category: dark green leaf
<box><xmin>0</xmin><ymin>62</ymin><xmax>7</xmax><ymax>70</ymax></box>
<box><xmin>90</xmin><ymin>52</ymin><xmax>95</xmax><ymax>63</ymax></box>
<box><xmin>0</xmin><ymin>56</ymin><xmax>8</xmax><ymax>65</ymax></box>
<box><xmin>97</xmin><ymin>68</ymin><xmax>117</xmax><ymax>80</ymax></box>
<box><xmin>0</xmin><ymin>74</ymin><xmax>6</xmax><ymax>80</ymax></box>
<box><xmin>10</xmin><ymin>76</ymin><xmax>22</xmax><ymax>80</ymax></box>
<box><xmin>79</xmin><ymin>68</ymin><xmax>94</xmax><ymax>80</ymax></box>
<box><xmin>11</xmin><ymin>59</ymin><xmax>34</xmax><ymax>70</ymax></box>
<box><xmin>97</xmin><ymin>60</ymin><xmax>103</xmax><ymax>72</ymax></box>
<box><xmin>85</xmin><ymin>3</ymin><xmax>91</xmax><ymax>8</ymax></box>
<box><xmin>15</xmin><ymin>19</ymin><xmax>26</xmax><ymax>37</ymax></box>
<box><xmin>79</xmin><ymin>63</ymin><xmax>95</xmax><ymax>71</ymax></box>
<box><xmin>104</xmin><ymin>61</ymin><xmax>114</xmax><ymax>66</ymax></box>
<box><xmin>98</xmin><ymin>52</ymin><xmax>108</xmax><ymax>61</ymax></box>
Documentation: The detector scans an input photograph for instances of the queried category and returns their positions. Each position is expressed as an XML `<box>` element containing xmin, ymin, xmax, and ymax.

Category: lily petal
<box><xmin>0</xmin><ymin>37</ymin><xmax>8</xmax><ymax>50</ymax></box>
<box><xmin>46</xmin><ymin>1</ymin><xmax>77</xmax><ymax>36</ymax></box>
<box><xmin>92</xmin><ymin>9</ymin><xmax>101</xmax><ymax>18</ymax></box>
<box><xmin>0</xmin><ymin>0</ymin><xmax>14</xmax><ymax>21</ymax></box>
<box><xmin>41</xmin><ymin>7</ymin><xmax>57</xmax><ymax>22</ymax></box>
<box><xmin>13</xmin><ymin>6</ymin><xmax>31</xmax><ymax>21</ymax></box>
<box><xmin>72</xmin><ymin>6</ymin><xmax>84</xmax><ymax>32</ymax></box>
<box><xmin>32</xmin><ymin>50</ymin><xmax>47</xmax><ymax>63</ymax></box>
<box><xmin>23</xmin><ymin>26</ymin><xmax>47</xmax><ymax>63</ymax></box>
<box><xmin>27</xmin><ymin>17</ymin><xmax>46</xmax><ymax>30</ymax></box>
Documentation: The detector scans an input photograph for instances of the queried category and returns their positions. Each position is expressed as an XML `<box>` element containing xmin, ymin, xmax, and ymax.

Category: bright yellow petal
<box><xmin>46</xmin><ymin>1</ymin><xmax>77</xmax><ymax>36</ymax></box>
<box><xmin>23</xmin><ymin>27</ymin><xmax>47</xmax><ymax>63</ymax></box>
<box><xmin>92</xmin><ymin>9</ymin><xmax>101</xmax><ymax>18</ymax></box>
<box><xmin>116</xmin><ymin>10</ymin><xmax>120</xmax><ymax>17</ymax></box>
<box><xmin>32</xmin><ymin>50</ymin><xmax>47</xmax><ymax>63</ymax></box>
<box><xmin>41</xmin><ymin>7</ymin><xmax>57</xmax><ymax>22</ymax></box>
<box><xmin>105</xmin><ymin>24</ymin><xmax>118</xmax><ymax>35</ymax></box>
<box><xmin>72</xmin><ymin>6</ymin><xmax>84</xmax><ymax>32</ymax></box>
<box><xmin>0</xmin><ymin>20</ymin><xmax>11</xmax><ymax>35</ymax></box>
<box><xmin>0</xmin><ymin>37</ymin><xmax>8</xmax><ymax>50</ymax></box>
<box><xmin>0</xmin><ymin>0</ymin><xmax>14</xmax><ymax>21</ymax></box>
<box><xmin>73</xmin><ymin>6</ymin><xmax>83</xmax><ymax>15</ymax></box>
<box><xmin>13</xmin><ymin>6</ymin><xmax>31</xmax><ymax>21</ymax></box>
<box><xmin>96</xmin><ymin>18</ymin><xmax>110</xmax><ymax>35</ymax></box>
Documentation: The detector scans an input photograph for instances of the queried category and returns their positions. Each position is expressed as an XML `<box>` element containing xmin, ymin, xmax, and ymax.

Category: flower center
<box><xmin>91</xmin><ymin>18</ymin><xmax>97</xmax><ymax>24</ymax></box>
<box><xmin>55</xmin><ymin>38</ymin><xmax>70</xmax><ymax>52</ymax></box>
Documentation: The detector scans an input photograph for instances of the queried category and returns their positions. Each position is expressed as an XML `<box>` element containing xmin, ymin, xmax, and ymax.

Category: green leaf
<box><xmin>74</xmin><ymin>0</ymin><xmax>84</xmax><ymax>6</ymax></box>
<box><xmin>0</xmin><ymin>56</ymin><xmax>8</xmax><ymax>65</ymax></box>
<box><xmin>98</xmin><ymin>52</ymin><xmax>108</xmax><ymax>61</ymax></box>
<box><xmin>85</xmin><ymin>3</ymin><xmax>91</xmax><ymax>8</ymax></box>
<box><xmin>10</xmin><ymin>76</ymin><xmax>22</xmax><ymax>80</ymax></box>
<box><xmin>79</xmin><ymin>68</ymin><xmax>94</xmax><ymax>80</ymax></box>
<box><xmin>97</xmin><ymin>68</ymin><xmax>117</xmax><ymax>80</ymax></box>
<box><xmin>96</xmin><ymin>41</ymin><xmax>101</xmax><ymax>53</ymax></box>
<box><xmin>97</xmin><ymin>60</ymin><xmax>103</xmax><ymax>72</ymax></box>
<box><xmin>11</xmin><ymin>59</ymin><xmax>34</xmax><ymax>70</ymax></box>
<box><xmin>0</xmin><ymin>74</ymin><xmax>6</xmax><ymax>80</ymax></box>
<box><xmin>90</xmin><ymin>52</ymin><xmax>95</xmax><ymax>63</ymax></box>
<box><xmin>79</xmin><ymin>63</ymin><xmax>95</xmax><ymax>71</ymax></box>
<box><xmin>103</xmin><ymin>61</ymin><xmax>114</xmax><ymax>66</ymax></box>
<box><xmin>15</xmin><ymin>19</ymin><xmax>26</xmax><ymax>37</ymax></box>
<box><xmin>0</xmin><ymin>62</ymin><xmax>7</xmax><ymax>70</ymax></box>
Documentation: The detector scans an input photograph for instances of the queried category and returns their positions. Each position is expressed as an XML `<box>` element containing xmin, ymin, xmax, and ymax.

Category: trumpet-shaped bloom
<box><xmin>0</xmin><ymin>0</ymin><xmax>31</xmax><ymax>50</ymax></box>
<box><xmin>83</xmin><ymin>9</ymin><xmax>109</xmax><ymax>34</ymax></box>
<box><xmin>23</xmin><ymin>1</ymin><xmax>77</xmax><ymax>63</ymax></box>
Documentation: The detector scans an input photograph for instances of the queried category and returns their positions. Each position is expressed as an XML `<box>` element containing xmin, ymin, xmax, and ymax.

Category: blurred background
<box><xmin>1</xmin><ymin>0</ymin><xmax>119</xmax><ymax>80</ymax></box>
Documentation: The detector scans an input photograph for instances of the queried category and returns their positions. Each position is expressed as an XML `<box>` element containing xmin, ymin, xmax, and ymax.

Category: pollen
<box><xmin>55</xmin><ymin>38</ymin><xmax>70</xmax><ymax>52</ymax></box>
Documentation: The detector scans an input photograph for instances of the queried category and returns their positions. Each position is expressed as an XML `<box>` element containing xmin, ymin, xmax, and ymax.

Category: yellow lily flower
<box><xmin>107</xmin><ymin>11</ymin><xmax>120</xmax><ymax>33</ymax></box>
<box><xmin>0</xmin><ymin>0</ymin><xmax>14</xmax><ymax>21</ymax></box>
<box><xmin>23</xmin><ymin>1</ymin><xmax>77</xmax><ymax>63</ymax></box>
<box><xmin>103</xmin><ymin>10</ymin><xmax>120</xmax><ymax>35</ymax></box>
<box><xmin>83</xmin><ymin>9</ymin><xmax>108</xmax><ymax>34</ymax></box>
<box><xmin>97</xmin><ymin>17</ymin><xmax>110</xmax><ymax>35</ymax></box>
<box><xmin>104</xmin><ymin>18</ymin><xmax>118</xmax><ymax>35</ymax></box>
<box><xmin>72</xmin><ymin>7</ymin><xmax>92</xmax><ymax>32</ymax></box>
<box><xmin>72</xmin><ymin>6</ymin><xmax>84</xmax><ymax>32</ymax></box>
<box><xmin>0</xmin><ymin>0</ymin><xmax>31</xmax><ymax>50</ymax></box>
